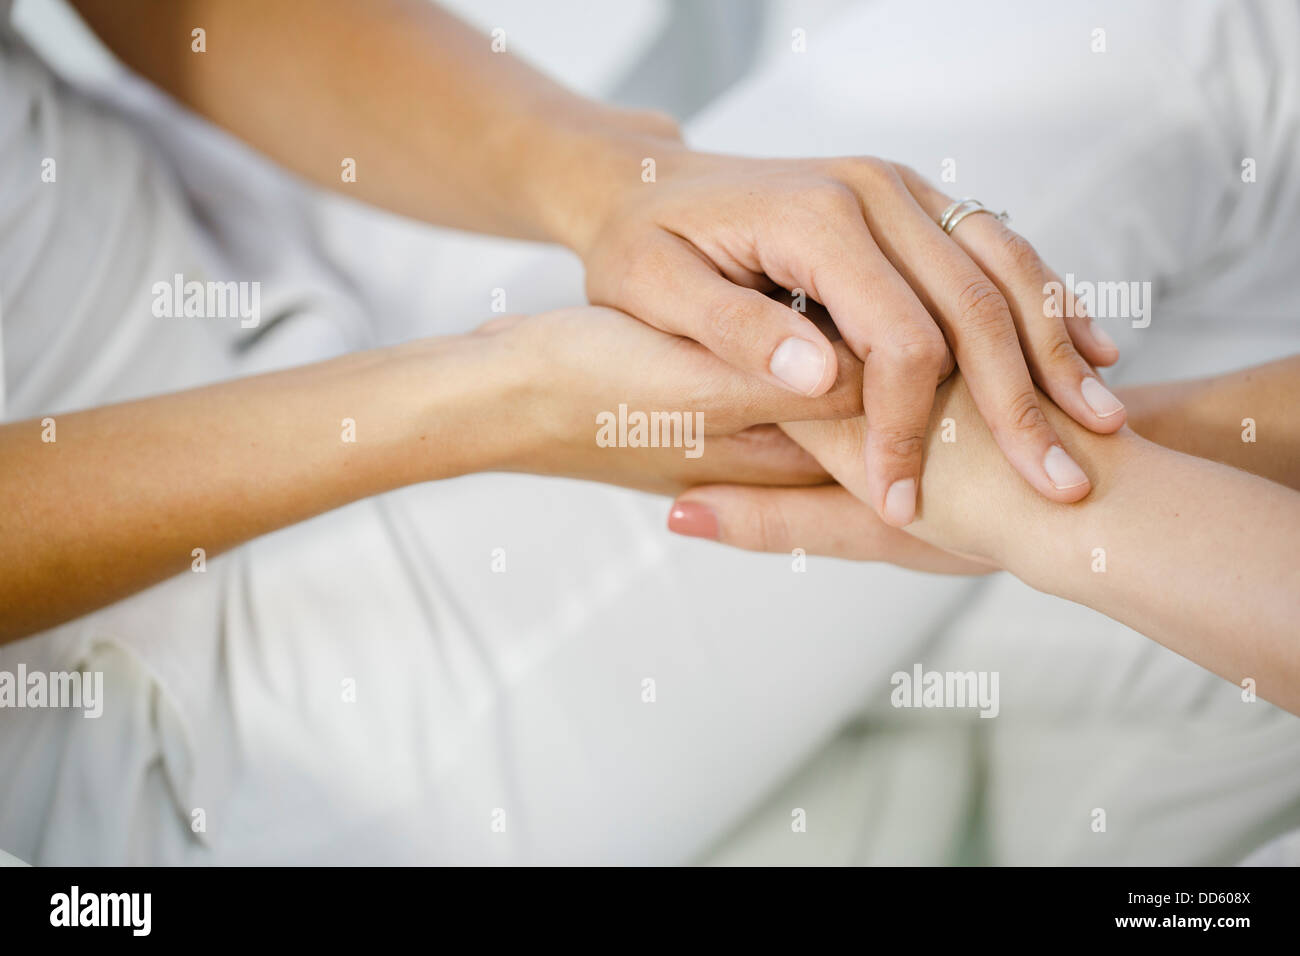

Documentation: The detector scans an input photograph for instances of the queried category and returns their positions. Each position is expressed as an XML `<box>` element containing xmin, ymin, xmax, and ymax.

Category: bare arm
<box><xmin>674</xmin><ymin>358</ymin><xmax>1300</xmax><ymax>713</ymax></box>
<box><xmin>67</xmin><ymin>0</ymin><xmax>672</xmax><ymax>249</ymax></box>
<box><xmin>66</xmin><ymin>0</ymin><xmax>1131</xmax><ymax>524</ymax></box>
<box><xmin>1</xmin><ymin>306</ymin><xmax>869</xmax><ymax>644</ymax></box>
<box><xmin>904</xmin><ymin>379</ymin><xmax>1300</xmax><ymax>713</ymax></box>
<box><xmin>1119</xmin><ymin>355</ymin><xmax>1300</xmax><ymax>490</ymax></box>
<box><xmin>1</xmin><ymin>336</ymin><xmax>508</xmax><ymax>642</ymax></box>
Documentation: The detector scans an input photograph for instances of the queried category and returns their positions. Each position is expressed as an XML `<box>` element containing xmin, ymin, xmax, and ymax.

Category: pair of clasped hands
<box><xmin>487</xmin><ymin>149</ymin><xmax>1127</xmax><ymax>573</ymax></box>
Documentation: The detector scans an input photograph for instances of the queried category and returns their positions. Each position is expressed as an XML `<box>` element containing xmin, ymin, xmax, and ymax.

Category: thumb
<box><xmin>668</xmin><ymin>484</ymin><xmax>884</xmax><ymax>558</ymax></box>
<box><xmin>668</xmin><ymin>484</ymin><xmax>994</xmax><ymax>574</ymax></box>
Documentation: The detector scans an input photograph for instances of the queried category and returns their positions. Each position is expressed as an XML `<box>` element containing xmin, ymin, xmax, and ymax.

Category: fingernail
<box><xmin>668</xmin><ymin>501</ymin><xmax>719</xmax><ymax>540</ymax></box>
<box><xmin>1080</xmin><ymin>376</ymin><xmax>1125</xmax><ymax>418</ymax></box>
<box><xmin>1043</xmin><ymin>444</ymin><xmax>1089</xmax><ymax>490</ymax></box>
<box><xmin>883</xmin><ymin>478</ymin><xmax>916</xmax><ymax>526</ymax></box>
<box><xmin>1089</xmin><ymin>319</ymin><xmax>1118</xmax><ymax>353</ymax></box>
<box><xmin>769</xmin><ymin>337</ymin><xmax>827</xmax><ymax>395</ymax></box>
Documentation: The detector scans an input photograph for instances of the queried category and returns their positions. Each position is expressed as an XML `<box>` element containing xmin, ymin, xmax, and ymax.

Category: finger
<box><xmin>668</xmin><ymin>484</ymin><xmax>985</xmax><ymax>573</ymax></box>
<box><xmin>614</xmin><ymin>425</ymin><xmax>830</xmax><ymax>497</ymax></box>
<box><xmin>779</xmin><ymin>417</ymin><xmax>870</xmax><ymax>498</ymax></box>
<box><xmin>851</xmin><ymin>168</ymin><xmax>1091</xmax><ymax>502</ymax></box>
<box><xmin>770</xmin><ymin>292</ymin><xmax>956</xmax><ymax>380</ymax></box>
<box><xmin>686</xmin><ymin>425</ymin><xmax>831</xmax><ymax>487</ymax></box>
<box><xmin>769</xmin><ymin>190</ymin><xmax>951</xmax><ymax>525</ymax></box>
<box><xmin>863</xmin><ymin>340</ymin><xmax>945</xmax><ymax>525</ymax></box>
<box><xmin>592</xmin><ymin>232</ymin><xmax>839</xmax><ymax>396</ymax></box>
<box><xmin>708</xmin><ymin>424</ymin><xmax>831</xmax><ymax>481</ymax></box>
<box><xmin>896</xmin><ymin>169</ymin><xmax>1125</xmax><ymax>431</ymax></box>
<box><xmin>892</xmin><ymin>167</ymin><xmax>1120</xmax><ymax>370</ymax></box>
<box><xmin>1042</xmin><ymin>268</ymin><xmax>1121</xmax><ymax>368</ymax></box>
<box><xmin>670</xmin><ymin>483</ymin><xmax>881</xmax><ymax>556</ymax></box>
<box><xmin>693</xmin><ymin>336</ymin><xmax>865</xmax><ymax>429</ymax></box>
<box><xmin>757</xmin><ymin>183</ymin><xmax>950</xmax><ymax>375</ymax></box>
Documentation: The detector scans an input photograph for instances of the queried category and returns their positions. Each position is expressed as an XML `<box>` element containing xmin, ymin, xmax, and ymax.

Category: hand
<box><xmin>666</xmin><ymin>481</ymin><xmax>992</xmax><ymax>576</ymax></box>
<box><xmin>473</xmin><ymin>306</ymin><xmax>863</xmax><ymax>496</ymax></box>
<box><xmin>670</xmin><ymin>371</ymin><xmax>1119</xmax><ymax>571</ymax></box>
<box><xmin>664</xmin><ymin>376</ymin><xmax>996</xmax><ymax>575</ymax></box>
<box><xmin>573</xmin><ymin>144</ymin><xmax>1126</xmax><ymax>526</ymax></box>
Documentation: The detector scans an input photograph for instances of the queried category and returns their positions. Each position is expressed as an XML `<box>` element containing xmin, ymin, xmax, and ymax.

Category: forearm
<box><xmin>0</xmin><ymin>335</ymin><xmax>515</xmax><ymax>643</ymax></box>
<box><xmin>2</xmin><ymin>302</ymin><xmax>861</xmax><ymax>643</ymax></box>
<box><xmin>69</xmin><ymin>0</ymin><xmax>676</xmax><ymax>248</ymax></box>
<box><xmin>910</xmin><ymin>383</ymin><xmax>1300</xmax><ymax>713</ymax></box>
<box><xmin>1118</xmin><ymin>356</ymin><xmax>1300</xmax><ymax>489</ymax></box>
<box><xmin>988</xmin><ymin>433</ymin><xmax>1299</xmax><ymax>710</ymax></box>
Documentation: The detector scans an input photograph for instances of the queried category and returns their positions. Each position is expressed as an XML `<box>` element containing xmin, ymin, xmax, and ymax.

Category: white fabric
<box><xmin>1</xmin><ymin>0</ymin><xmax>1298</xmax><ymax>865</ymax></box>
<box><xmin>689</xmin><ymin>0</ymin><xmax>1300</xmax><ymax>865</ymax></box>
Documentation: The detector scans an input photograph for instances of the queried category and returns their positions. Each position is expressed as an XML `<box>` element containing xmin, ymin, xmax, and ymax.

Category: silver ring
<box><xmin>937</xmin><ymin>198</ymin><xmax>1010</xmax><ymax>235</ymax></box>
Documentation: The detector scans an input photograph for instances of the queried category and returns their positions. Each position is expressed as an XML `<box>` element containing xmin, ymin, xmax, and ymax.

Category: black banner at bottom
<box><xmin>0</xmin><ymin>864</ymin><xmax>1284</xmax><ymax>942</ymax></box>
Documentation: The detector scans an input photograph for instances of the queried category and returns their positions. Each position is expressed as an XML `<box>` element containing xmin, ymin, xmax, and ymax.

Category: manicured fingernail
<box><xmin>883</xmin><ymin>478</ymin><xmax>916</xmax><ymax>526</ymax></box>
<box><xmin>769</xmin><ymin>337</ymin><xmax>826</xmax><ymax>395</ymax></box>
<box><xmin>1043</xmin><ymin>444</ymin><xmax>1088</xmax><ymax>490</ymax></box>
<box><xmin>1081</xmin><ymin>376</ymin><xmax>1125</xmax><ymax>418</ymax></box>
<box><xmin>1089</xmin><ymin>319</ymin><xmax>1118</xmax><ymax>352</ymax></box>
<box><xmin>668</xmin><ymin>501</ymin><xmax>719</xmax><ymax>540</ymax></box>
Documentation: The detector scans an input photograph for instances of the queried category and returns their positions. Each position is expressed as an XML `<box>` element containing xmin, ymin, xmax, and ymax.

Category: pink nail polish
<box><xmin>668</xmin><ymin>501</ymin><xmax>719</xmax><ymax>540</ymax></box>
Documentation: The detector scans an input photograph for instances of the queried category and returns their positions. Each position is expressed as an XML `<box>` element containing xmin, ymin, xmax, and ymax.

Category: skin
<box><xmin>70</xmin><ymin>0</ymin><xmax>1126</xmax><ymax>527</ymax></box>
<box><xmin>670</xmin><ymin>356</ymin><xmax>1300</xmax><ymax>715</ymax></box>
<box><xmin>20</xmin><ymin>1</ymin><xmax>1285</xmax><ymax>691</ymax></box>
<box><xmin>1116</xmin><ymin>357</ymin><xmax>1300</xmax><ymax>490</ymax></box>
<box><xmin>0</xmin><ymin>307</ymin><xmax>865</xmax><ymax>643</ymax></box>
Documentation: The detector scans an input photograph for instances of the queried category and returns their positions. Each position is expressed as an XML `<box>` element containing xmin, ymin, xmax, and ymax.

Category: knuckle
<box><xmin>1044</xmin><ymin>333</ymin><xmax>1080</xmax><ymax>368</ymax></box>
<box><xmin>1005</xmin><ymin>389</ymin><xmax>1049</xmax><ymax>435</ymax></box>
<box><xmin>710</xmin><ymin>293</ymin><xmax>761</xmax><ymax>356</ymax></box>
<box><xmin>890</xmin><ymin>161</ymin><xmax>941</xmax><ymax>200</ymax></box>
<box><xmin>890</xmin><ymin>161</ymin><xmax>918</xmax><ymax>182</ymax></box>
<box><xmin>806</xmin><ymin>181</ymin><xmax>858</xmax><ymax>215</ymax></box>
<box><xmin>1000</xmin><ymin>229</ymin><xmax>1044</xmax><ymax>277</ymax></box>
<box><xmin>955</xmin><ymin>278</ymin><xmax>1014</xmax><ymax>338</ymax></box>
<box><xmin>884</xmin><ymin>432</ymin><xmax>927</xmax><ymax>461</ymax></box>
<box><xmin>859</xmin><ymin>156</ymin><xmax>896</xmax><ymax>186</ymax></box>
<box><xmin>890</xmin><ymin>329</ymin><xmax>948</xmax><ymax>370</ymax></box>
<box><xmin>830</xmin><ymin>155</ymin><xmax>890</xmax><ymax>186</ymax></box>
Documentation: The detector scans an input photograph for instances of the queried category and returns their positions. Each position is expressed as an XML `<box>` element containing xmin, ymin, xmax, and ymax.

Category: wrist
<box><xmin>525</xmin><ymin>108</ymin><xmax>686</xmax><ymax>254</ymax></box>
<box><xmin>987</xmin><ymin>426</ymin><xmax>1152</xmax><ymax>595</ymax></box>
<box><xmin>1113</xmin><ymin>378</ymin><xmax>1202</xmax><ymax>451</ymax></box>
<box><xmin>383</xmin><ymin>331</ymin><xmax>539</xmax><ymax>484</ymax></box>
<box><xmin>910</xmin><ymin>375</ymin><xmax>1147</xmax><ymax>581</ymax></box>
